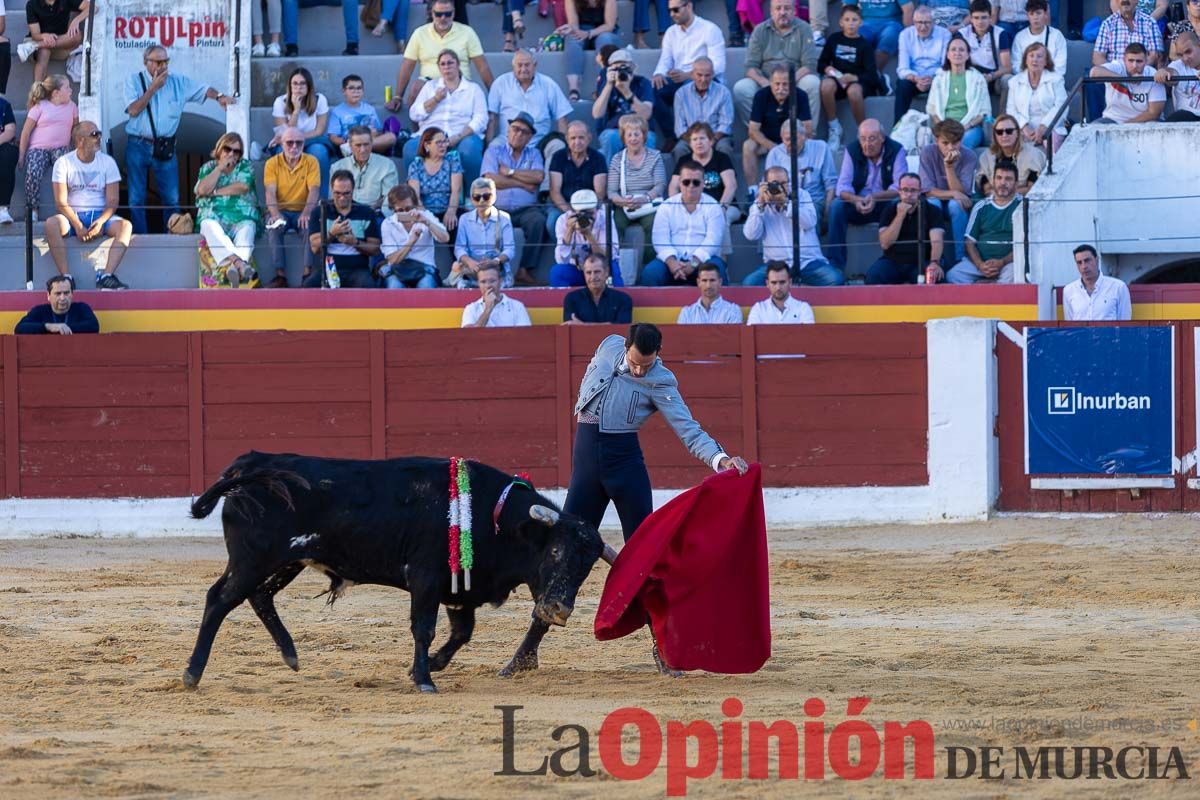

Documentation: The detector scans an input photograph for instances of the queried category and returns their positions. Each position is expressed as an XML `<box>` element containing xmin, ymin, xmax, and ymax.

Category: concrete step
<box><xmin>250</xmin><ymin>47</ymin><xmax>748</xmax><ymax>109</ymax></box>
<box><xmin>277</xmin><ymin>0</ymin><xmax>737</xmax><ymax>56</ymax></box>
<box><xmin>10</xmin><ymin>233</ymin><xmax>202</xmax><ymax>290</ymax></box>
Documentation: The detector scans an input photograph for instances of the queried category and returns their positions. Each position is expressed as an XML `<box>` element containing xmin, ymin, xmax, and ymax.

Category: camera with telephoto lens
<box><xmin>575</xmin><ymin>210</ymin><xmax>595</xmax><ymax>228</ymax></box>
<box><xmin>614</xmin><ymin>65</ymin><xmax>632</xmax><ymax>82</ymax></box>
<box><xmin>766</xmin><ymin>180</ymin><xmax>785</xmax><ymax>196</ymax></box>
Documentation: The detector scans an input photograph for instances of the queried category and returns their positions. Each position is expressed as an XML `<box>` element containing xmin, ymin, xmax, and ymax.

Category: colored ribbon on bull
<box><xmin>448</xmin><ymin>457</ymin><xmax>474</xmax><ymax>593</ymax></box>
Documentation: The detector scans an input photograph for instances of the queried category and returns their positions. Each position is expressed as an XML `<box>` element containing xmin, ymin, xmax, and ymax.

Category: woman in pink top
<box><xmin>19</xmin><ymin>74</ymin><xmax>77</xmax><ymax>221</ymax></box>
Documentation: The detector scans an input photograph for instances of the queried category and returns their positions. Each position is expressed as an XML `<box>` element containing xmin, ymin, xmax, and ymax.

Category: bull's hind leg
<box><xmin>248</xmin><ymin>563</ymin><xmax>306</xmax><ymax>672</ymax></box>
<box><xmin>183</xmin><ymin>569</ymin><xmax>258</xmax><ymax>687</ymax></box>
<box><xmin>429</xmin><ymin>605</ymin><xmax>476</xmax><ymax>672</ymax></box>
<box><xmin>499</xmin><ymin>617</ymin><xmax>550</xmax><ymax>678</ymax></box>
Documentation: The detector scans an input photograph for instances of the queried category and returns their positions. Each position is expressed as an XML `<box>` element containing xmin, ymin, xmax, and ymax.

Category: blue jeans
<box><xmin>1084</xmin><ymin>81</ymin><xmax>1106</xmax><ymax>122</ymax></box>
<box><xmin>269</xmin><ymin>136</ymin><xmax>335</xmax><ymax>199</ymax></box>
<box><xmin>550</xmin><ymin>262</ymin><xmax>625</xmax><ymax>287</ymax></box>
<box><xmin>859</xmin><ymin>19</ymin><xmax>903</xmax><ymax>55</ymax></box>
<box><xmin>653</xmin><ymin>78</ymin><xmax>688</xmax><ymax>144</ymax></box>
<box><xmin>961</xmin><ymin>125</ymin><xmax>984</xmax><ymax>150</ymax></box>
<box><xmin>866</xmin><ymin>256</ymin><xmax>921</xmax><ymax>284</ymax></box>
<box><xmin>741</xmin><ymin>259</ymin><xmax>845</xmax><ymax>287</ymax></box>
<box><xmin>633</xmin><ymin>0</ymin><xmax>668</xmax><ymax>34</ymax></box>
<box><xmin>927</xmin><ymin>197</ymin><xmax>968</xmax><ymax>263</ymax></box>
<box><xmin>403</xmin><ymin>134</ymin><xmax>484</xmax><ymax>189</ymax></box>
<box><xmin>380</xmin><ymin>0</ymin><xmax>412</xmax><ymax>40</ymax></box>
<box><xmin>282</xmin><ymin>0</ymin><xmax>357</xmax><ymax>46</ymax></box>
<box><xmin>266</xmin><ymin>209</ymin><xmax>311</xmax><ymax>272</ymax></box>
<box><xmin>125</xmin><ymin>136</ymin><xmax>180</xmax><ymax>235</ymax></box>
<box><xmin>567</xmin><ymin>27</ymin><xmax>623</xmax><ymax>78</ymax></box>
<box><xmin>383</xmin><ymin>260</ymin><xmax>439</xmax><ymax>288</ymax></box>
<box><xmin>503</xmin><ymin>0</ymin><xmax>526</xmax><ymax>33</ymax></box>
<box><xmin>640</xmin><ymin>257</ymin><xmax>728</xmax><ymax>286</ymax></box>
<box><xmin>597</xmin><ymin>129</ymin><xmax>657</xmax><ymax>161</ymax></box>
<box><xmin>826</xmin><ymin>198</ymin><xmax>886</xmax><ymax>270</ymax></box>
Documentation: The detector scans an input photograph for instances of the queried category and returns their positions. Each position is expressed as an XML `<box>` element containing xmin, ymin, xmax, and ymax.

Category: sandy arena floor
<box><xmin>2</xmin><ymin>515</ymin><xmax>1199</xmax><ymax>798</ymax></box>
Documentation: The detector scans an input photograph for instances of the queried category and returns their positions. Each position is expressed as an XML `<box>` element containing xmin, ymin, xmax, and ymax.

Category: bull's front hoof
<box><xmin>498</xmin><ymin>653</ymin><xmax>538</xmax><ymax>678</ymax></box>
<box><xmin>181</xmin><ymin>670</ymin><xmax>201</xmax><ymax>688</ymax></box>
<box><xmin>282</xmin><ymin>655</ymin><xmax>300</xmax><ymax>672</ymax></box>
<box><xmin>417</xmin><ymin>683</ymin><xmax>438</xmax><ymax>694</ymax></box>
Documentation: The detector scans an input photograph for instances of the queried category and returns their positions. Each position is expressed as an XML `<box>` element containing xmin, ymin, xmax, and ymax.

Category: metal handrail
<box><xmin>82</xmin><ymin>0</ymin><xmax>96</xmax><ymax>96</ymax></box>
<box><xmin>1042</xmin><ymin>74</ymin><xmax>1200</xmax><ymax>174</ymax></box>
<box><xmin>232</xmin><ymin>0</ymin><xmax>243</xmax><ymax>99</ymax></box>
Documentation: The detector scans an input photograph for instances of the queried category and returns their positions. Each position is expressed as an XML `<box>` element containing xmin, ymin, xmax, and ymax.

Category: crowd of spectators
<box><xmin>2</xmin><ymin>0</ymin><xmax>1175</xmax><ymax>310</ymax></box>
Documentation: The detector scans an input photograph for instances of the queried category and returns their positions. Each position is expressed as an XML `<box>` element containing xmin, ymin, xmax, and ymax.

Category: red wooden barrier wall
<box><xmin>997</xmin><ymin>321</ymin><xmax>1197</xmax><ymax>512</ymax></box>
<box><xmin>0</xmin><ymin>325</ymin><xmax>929</xmax><ymax>498</ymax></box>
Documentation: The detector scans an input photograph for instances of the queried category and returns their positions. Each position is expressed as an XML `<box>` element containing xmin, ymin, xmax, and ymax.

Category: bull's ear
<box><xmin>529</xmin><ymin>505</ymin><xmax>560</xmax><ymax>526</ymax></box>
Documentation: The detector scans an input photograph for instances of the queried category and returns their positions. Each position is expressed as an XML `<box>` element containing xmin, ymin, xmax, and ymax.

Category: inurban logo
<box><xmin>1048</xmin><ymin>386</ymin><xmax>1076</xmax><ymax>415</ymax></box>
<box><xmin>1047</xmin><ymin>387</ymin><xmax>1151</xmax><ymax>415</ymax></box>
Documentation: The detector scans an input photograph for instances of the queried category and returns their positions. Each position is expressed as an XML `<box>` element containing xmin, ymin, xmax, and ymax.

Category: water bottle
<box><xmin>324</xmin><ymin>256</ymin><xmax>341</xmax><ymax>289</ymax></box>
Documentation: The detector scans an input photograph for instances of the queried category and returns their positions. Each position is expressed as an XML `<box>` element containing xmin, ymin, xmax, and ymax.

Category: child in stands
<box><xmin>18</xmin><ymin>74</ymin><xmax>77</xmax><ymax>224</ymax></box>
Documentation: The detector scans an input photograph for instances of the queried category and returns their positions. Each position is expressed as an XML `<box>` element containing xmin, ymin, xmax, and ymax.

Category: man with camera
<box><xmin>551</xmin><ymin>189</ymin><xmax>620</xmax><ymax>287</ymax></box>
<box><xmin>740</xmin><ymin>166</ymin><xmax>843</xmax><ymax>287</ymax></box>
<box><xmin>592</xmin><ymin>48</ymin><xmax>655</xmax><ymax>160</ymax></box>
<box><xmin>123</xmin><ymin>44</ymin><xmax>235</xmax><ymax>234</ymax></box>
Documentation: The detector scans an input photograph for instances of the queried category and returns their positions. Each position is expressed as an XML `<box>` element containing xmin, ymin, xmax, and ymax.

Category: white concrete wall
<box><xmin>1022</xmin><ymin>124</ymin><xmax>1200</xmax><ymax>288</ymax></box>
<box><xmin>0</xmin><ymin>319</ymin><xmax>1001</xmax><ymax>537</ymax></box>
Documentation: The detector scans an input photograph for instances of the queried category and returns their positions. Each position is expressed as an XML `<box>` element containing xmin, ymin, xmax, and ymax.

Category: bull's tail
<box><xmin>191</xmin><ymin>468</ymin><xmax>311</xmax><ymax>520</ymax></box>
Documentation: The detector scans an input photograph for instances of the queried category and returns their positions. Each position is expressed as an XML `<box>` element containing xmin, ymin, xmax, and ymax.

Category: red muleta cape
<box><xmin>593</xmin><ymin>463</ymin><xmax>771</xmax><ymax>674</ymax></box>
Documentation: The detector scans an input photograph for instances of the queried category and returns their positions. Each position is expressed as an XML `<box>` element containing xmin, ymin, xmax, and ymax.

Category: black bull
<box><xmin>184</xmin><ymin>452</ymin><xmax>616</xmax><ymax>693</ymax></box>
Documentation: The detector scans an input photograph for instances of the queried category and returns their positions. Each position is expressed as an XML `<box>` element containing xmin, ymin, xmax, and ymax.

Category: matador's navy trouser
<box><xmin>563</xmin><ymin>422</ymin><xmax>653</xmax><ymax>542</ymax></box>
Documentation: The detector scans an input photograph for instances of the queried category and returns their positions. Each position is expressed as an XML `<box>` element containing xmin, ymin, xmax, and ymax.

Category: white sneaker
<box><xmin>251</xmin><ymin>42</ymin><xmax>266</xmax><ymax>57</ymax></box>
<box><xmin>249</xmin><ymin>141</ymin><xmax>264</xmax><ymax>161</ymax></box>
<box><xmin>266</xmin><ymin>42</ymin><xmax>282</xmax><ymax>57</ymax></box>
<box><xmin>30</xmin><ymin>209</ymin><xmax>38</xmax><ymax>223</ymax></box>
<box><xmin>16</xmin><ymin>40</ymin><xmax>37</xmax><ymax>62</ymax></box>
<box><xmin>0</xmin><ymin>207</ymin><xmax>13</xmax><ymax>225</ymax></box>
<box><xmin>827</xmin><ymin>119</ymin><xmax>843</xmax><ymax>147</ymax></box>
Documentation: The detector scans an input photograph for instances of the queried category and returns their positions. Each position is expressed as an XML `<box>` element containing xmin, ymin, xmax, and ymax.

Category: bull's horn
<box><xmin>601</xmin><ymin>544</ymin><xmax>619</xmax><ymax>565</ymax></box>
<box><xmin>529</xmin><ymin>505</ymin><xmax>560</xmax><ymax>526</ymax></box>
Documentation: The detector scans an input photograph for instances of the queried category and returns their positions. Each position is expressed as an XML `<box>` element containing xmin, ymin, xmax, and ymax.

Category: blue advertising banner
<box><xmin>1025</xmin><ymin>327</ymin><xmax>1174</xmax><ymax>475</ymax></box>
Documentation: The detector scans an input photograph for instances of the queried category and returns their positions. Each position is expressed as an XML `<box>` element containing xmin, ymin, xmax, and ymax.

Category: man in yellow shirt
<box><xmin>263</xmin><ymin>127</ymin><xmax>321</xmax><ymax>288</ymax></box>
<box><xmin>386</xmin><ymin>0</ymin><xmax>495</xmax><ymax>109</ymax></box>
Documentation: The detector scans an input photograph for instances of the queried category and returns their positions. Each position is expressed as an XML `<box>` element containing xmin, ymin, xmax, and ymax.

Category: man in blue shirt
<box><xmin>123</xmin><ymin>45</ymin><xmax>235</xmax><ymax>234</ymax></box>
<box><xmin>894</xmin><ymin>7</ymin><xmax>951</xmax><ymax>120</ymax></box>
<box><xmin>563</xmin><ymin>255</ymin><xmax>633</xmax><ymax>324</ymax></box>
<box><xmin>15</xmin><ymin>275</ymin><xmax>99</xmax><ymax>334</ymax></box>
<box><xmin>453</xmin><ymin>177</ymin><xmax>517</xmax><ymax>288</ymax></box>
<box><xmin>480</xmin><ymin>113</ymin><xmax>546</xmax><ymax>286</ymax></box>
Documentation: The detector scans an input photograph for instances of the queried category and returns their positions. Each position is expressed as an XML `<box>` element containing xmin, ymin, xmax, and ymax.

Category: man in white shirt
<box><xmin>741</xmin><ymin>167</ymin><xmax>844</xmax><ymax>287</ymax></box>
<box><xmin>1063</xmin><ymin>244</ymin><xmax>1132</xmax><ymax>321</ymax></box>
<box><xmin>461</xmin><ymin>264</ymin><xmax>532</xmax><ymax>327</ymax></box>
<box><xmin>746</xmin><ymin>261</ymin><xmax>816</xmax><ymax>324</ymax></box>
<box><xmin>651</xmin><ymin>0</ymin><xmax>726</xmax><ymax>148</ymax></box>
<box><xmin>45</xmin><ymin>121</ymin><xmax>133</xmax><ymax>290</ymax></box>
<box><xmin>1157</xmin><ymin>31</ymin><xmax>1200</xmax><ymax>120</ymax></box>
<box><xmin>640</xmin><ymin>161</ymin><xmax>727</xmax><ymax>286</ymax></box>
<box><xmin>1011</xmin><ymin>0</ymin><xmax>1067</xmax><ymax>78</ymax></box>
<box><xmin>1092</xmin><ymin>42</ymin><xmax>1165</xmax><ymax>124</ymax></box>
<box><xmin>676</xmin><ymin>262</ymin><xmax>744</xmax><ymax>324</ymax></box>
